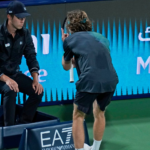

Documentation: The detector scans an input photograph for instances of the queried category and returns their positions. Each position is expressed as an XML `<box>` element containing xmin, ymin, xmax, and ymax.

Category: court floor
<box><xmin>8</xmin><ymin>98</ymin><xmax>150</xmax><ymax>150</ymax></box>
<box><xmin>88</xmin><ymin>118</ymin><xmax>150</xmax><ymax>150</ymax></box>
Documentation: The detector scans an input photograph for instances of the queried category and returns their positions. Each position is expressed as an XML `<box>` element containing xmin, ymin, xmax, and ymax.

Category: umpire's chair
<box><xmin>0</xmin><ymin>93</ymin><xmax>28</xmax><ymax>126</ymax></box>
<box><xmin>0</xmin><ymin>93</ymin><xmax>59</xmax><ymax>149</ymax></box>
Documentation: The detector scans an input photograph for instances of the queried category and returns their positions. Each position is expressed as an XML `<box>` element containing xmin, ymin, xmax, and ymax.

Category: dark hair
<box><xmin>66</xmin><ymin>10</ymin><xmax>92</xmax><ymax>33</ymax></box>
<box><xmin>9</xmin><ymin>14</ymin><xmax>14</xmax><ymax>18</ymax></box>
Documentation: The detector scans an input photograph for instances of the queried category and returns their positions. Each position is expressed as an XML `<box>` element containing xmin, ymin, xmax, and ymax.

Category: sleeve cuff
<box><xmin>30</xmin><ymin>67</ymin><xmax>38</xmax><ymax>72</ymax></box>
<box><xmin>64</xmin><ymin>55</ymin><xmax>72</xmax><ymax>62</ymax></box>
<box><xmin>30</xmin><ymin>68</ymin><xmax>39</xmax><ymax>74</ymax></box>
<box><xmin>31</xmin><ymin>71</ymin><xmax>39</xmax><ymax>75</ymax></box>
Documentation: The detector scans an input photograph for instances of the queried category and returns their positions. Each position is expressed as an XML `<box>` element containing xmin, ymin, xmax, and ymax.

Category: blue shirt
<box><xmin>63</xmin><ymin>31</ymin><xmax>118</xmax><ymax>93</ymax></box>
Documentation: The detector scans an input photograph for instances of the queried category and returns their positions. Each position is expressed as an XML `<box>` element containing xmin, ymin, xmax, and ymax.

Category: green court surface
<box><xmin>8</xmin><ymin>98</ymin><xmax>150</xmax><ymax>150</ymax></box>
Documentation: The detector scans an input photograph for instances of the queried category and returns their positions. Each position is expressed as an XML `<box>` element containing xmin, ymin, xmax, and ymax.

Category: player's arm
<box><xmin>72</xmin><ymin>57</ymin><xmax>76</xmax><ymax>68</ymax></box>
<box><xmin>61</xmin><ymin>28</ymin><xmax>73</xmax><ymax>71</ymax></box>
<box><xmin>62</xmin><ymin>56</ymin><xmax>72</xmax><ymax>71</ymax></box>
<box><xmin>62</xmin><ymin>44</ymin><xmax>73</xmax><ymax>71</ymax></box>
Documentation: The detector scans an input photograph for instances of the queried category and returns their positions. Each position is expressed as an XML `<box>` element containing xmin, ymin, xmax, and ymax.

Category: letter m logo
<box><xmin>137</xmin><ymin>56</ymin><xmax>150</xmax><ymax>74</ymax></box>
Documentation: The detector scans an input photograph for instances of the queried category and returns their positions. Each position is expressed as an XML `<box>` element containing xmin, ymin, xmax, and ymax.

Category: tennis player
<box><xmin>61</xmin><ymin>10</ymin><xmax>118</xmax><ymax>150</ymax></box>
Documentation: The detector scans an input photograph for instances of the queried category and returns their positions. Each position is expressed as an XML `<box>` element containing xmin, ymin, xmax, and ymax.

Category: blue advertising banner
<box><xmin>0</xmin><ymin>0</ymin><xmax>150</xmax><ymax>105</ymax></box>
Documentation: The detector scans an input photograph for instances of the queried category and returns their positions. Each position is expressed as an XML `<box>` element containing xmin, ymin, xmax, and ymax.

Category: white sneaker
<box><xmin>84</xmin><ymin>143</ymin><xmax>91</xmax><ymax>150</ymax></box>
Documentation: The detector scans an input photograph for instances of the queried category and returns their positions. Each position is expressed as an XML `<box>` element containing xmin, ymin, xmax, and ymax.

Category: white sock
<box><xmin>91</xmin><ymin>139</ymin><xmax>102</xmax><ymax>150</ymax></box>
<box><xmin>75</xmin><ymin>148</ymin><xmax>84</xmax><ymax>150</ymax></box>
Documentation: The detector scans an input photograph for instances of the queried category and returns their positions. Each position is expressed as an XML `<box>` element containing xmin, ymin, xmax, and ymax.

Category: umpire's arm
<box><xmin>23</xmin><ymin>29</ymin><xmax>40</xmax><ymax>74</ymax></box>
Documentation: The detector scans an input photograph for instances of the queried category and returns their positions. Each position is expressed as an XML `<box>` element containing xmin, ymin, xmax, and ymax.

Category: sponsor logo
<box><xmin>24</xmin><ymin>69</ymin><xmax>48</xmax><ymax>83</ymax></box>
<box><xmin>40</xmin><ymin>127</ymin><xmax>74</xmax><ymax>150</ymax></box>
<box><xmin>31</xmin><ymin>34</ymin><xmax>50</xmax><ymax>54</ymax></box>
<box><xmin>137</xmin><ymin>56</ymin><xmax>150</xmax><ymax>74</ymax></box>
<box><xmin>138</xmin><ymin>27</ymin><xmax>150</xmax><ymax>42</ymax></box>
<box><xmin>5</xmin><ymin>43</ymin><xmax>10</xmax><ymax>47</ymax></box>
<box><xmin>42</xmin><ymin>144</ymin><xmax>74</xmax><ymax>150</ymax></box>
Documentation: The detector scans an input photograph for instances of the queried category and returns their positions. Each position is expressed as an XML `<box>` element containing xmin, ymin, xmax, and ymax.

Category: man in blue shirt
<box><xmin>61</xmin><ymin>10</ymin><xmax>118</xmax><ymax>150</ymax></box>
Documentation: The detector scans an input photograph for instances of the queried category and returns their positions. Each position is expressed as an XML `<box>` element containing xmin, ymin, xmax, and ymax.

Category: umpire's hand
<box><xmin>31</xmin><ymin>72</ymin><xmax>44</xmax><ymax>95</ymax></box>
<box><xmin>0</xmin><ymin>74</ymin><xmax>19</xmax><ymax>92</ymax></box>
<box><xmin>32</xmin><ymin>81</ymin><xmax>43</xmax><ymax>95</ymax></box>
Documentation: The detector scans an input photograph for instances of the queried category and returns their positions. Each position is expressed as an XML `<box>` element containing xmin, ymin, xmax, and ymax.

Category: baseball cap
<box><xmin>7</xmin><ymin>1</ymin><xmax>30</xmax><ymax>18</ymax></box>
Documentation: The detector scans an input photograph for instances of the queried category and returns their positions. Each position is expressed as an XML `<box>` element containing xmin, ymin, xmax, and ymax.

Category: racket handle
<box><xmin>70</xmin><ymin>64</ymin><xmax>74</xmax><ymax>83</ymax></box>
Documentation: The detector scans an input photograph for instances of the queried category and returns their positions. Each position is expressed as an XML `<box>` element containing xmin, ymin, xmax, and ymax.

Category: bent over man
<box><xmin>61</xmin><ymin>10</ymin><xmax>118</xmax><ymax>150</ymax></box>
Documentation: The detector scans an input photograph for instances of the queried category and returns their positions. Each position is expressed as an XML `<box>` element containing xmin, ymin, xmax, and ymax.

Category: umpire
<box><xmin>0</xmin><ymin>1</ymin><xmax>44</xmax><ymax>126</ymax></box>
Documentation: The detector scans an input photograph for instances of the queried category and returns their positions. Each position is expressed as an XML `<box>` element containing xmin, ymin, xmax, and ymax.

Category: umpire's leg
<box><xmin>0</xmin><ymin>82</ymin><xmax>17</xmax><ymax>126</ymax></box>
<box><xmin>14</xmin><ymin>72</ymin><xmax>43</xmax><ymax>123</ymax></box>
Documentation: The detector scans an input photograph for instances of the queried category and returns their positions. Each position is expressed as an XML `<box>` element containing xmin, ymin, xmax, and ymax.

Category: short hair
<box><xmin>66</xmin><ymin>10</ymin><xmax>92</xmax><ymax>33</ymax></box>
<box><xmin>8</xmin><ymin>14</ymin><xmax>14</xmax><ymax>19</ymax></box>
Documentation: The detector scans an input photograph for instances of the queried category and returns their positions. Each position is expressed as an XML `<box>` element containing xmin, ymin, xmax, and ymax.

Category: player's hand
<box><xmin>61</xmin><ymin>28</ymin><xmax>69</xmax><ymax>42</ymax></box>
<box><xmin>5</xmin><ymin>78</ymin><xmax>19</xmax><ymax>92</ymax></box>
<box><xmin>72</xmin><ymin>57</ymin><xmax>76</xmax><ymax>68</ymax></box>
<box><xmin>32</xmin><ymin>81</ymin><xmax>44</xmax><ymax>95</ymax></box>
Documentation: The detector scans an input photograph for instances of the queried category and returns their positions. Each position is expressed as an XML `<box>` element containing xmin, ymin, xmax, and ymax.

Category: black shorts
<box><xmin>74</xmin><ymin>91</ymin><xmax>115</xmax><ymax>114</ymax></box>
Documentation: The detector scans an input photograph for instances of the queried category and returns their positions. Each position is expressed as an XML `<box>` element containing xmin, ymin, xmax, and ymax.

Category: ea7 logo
<box><xmin>40</xmin><ymin>127</ymin><xmax>72</xmax><ymax>148</ymax></box>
